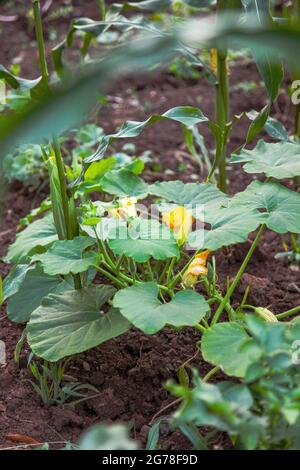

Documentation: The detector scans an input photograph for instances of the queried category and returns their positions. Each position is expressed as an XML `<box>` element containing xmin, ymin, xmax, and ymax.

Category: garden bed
<box><xmin>0</xmin><ymin>0</ymin><xmax>300</xmax><ymax>451</ymax></box>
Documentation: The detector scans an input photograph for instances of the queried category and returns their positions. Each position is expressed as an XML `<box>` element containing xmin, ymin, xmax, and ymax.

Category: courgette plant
<box><xmin>1</xmin><ymin>1</ymin><xmax>300</xmax><ymax>380</ymax></box>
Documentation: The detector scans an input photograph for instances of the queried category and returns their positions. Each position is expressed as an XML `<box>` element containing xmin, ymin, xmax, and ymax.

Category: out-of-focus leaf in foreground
<box><xmin>1</xmin><ymin>16</ymin><xmax>300</xmax><ymax>159</ymax></box>
<box><xmin>0</xmin><ymin>35</ymin><xmax>177</xmax><ymax>155</ymax></box>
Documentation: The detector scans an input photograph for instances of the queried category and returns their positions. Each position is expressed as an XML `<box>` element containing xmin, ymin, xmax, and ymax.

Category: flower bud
<box><xmin>255</xmin><ymin>307</ymin><xmax>278</xmax><ymax>323</ymax></box>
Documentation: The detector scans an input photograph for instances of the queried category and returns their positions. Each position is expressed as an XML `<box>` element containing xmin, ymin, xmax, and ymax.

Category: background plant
<box><xmin>29</xmin><ymin>359</ymin><xmax>99</xmax><ymax>407</ymax></box>
<box><xmin>167</xmin><ymin>317</ymin><xmax>300</xmax><ymax>450</ymax></box>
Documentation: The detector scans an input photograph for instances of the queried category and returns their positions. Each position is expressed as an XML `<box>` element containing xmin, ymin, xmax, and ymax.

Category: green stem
<box><xmin>194</xmin><ymin>323</ymin><xmax>207</xmax><ymax>334</ymax></box>
<box><xmin>291</xmin><ymin>233</ymin><xmax>300</xmax><ymax>254</ymax></box>
<box><xmin>212</xmin><ymin>224</ymin><xmax>266</xmax><ymax>325</ymax></box>
<box><xmin>206</xmin><ymin>125</ymin><xmax>225</xmax><ymax>185</ymax></box>
<box><xmin>73</xmin><ymin>275</ymin><xmax>82</xmax><ymax>291</ymax></box>
<box><xmin>203</xmin><ymin>366</ymin><xmax>220</xmax><ymax>383</ymax></box>
<box><xmin>207</xmin><ymin>294</ymin><xmax>236</xmax><ymax>321</ymax></box>
<box><xmin>98</xmin><ymin>239</ymin><xmax>116</xmax><ymax>270</ymax></box>
<box><xmin>98</xmin><ymin>0</ymin><xmax>106</xmax><ymax>19</ymax></box>
<box><xmin>32</xmin><ymin>0</ymin><xmax>49</xmax><ymax>80</ymax></box>
<box><xmin>115</xmin><ymin>254</ymin><xmax>125</xmax><ymax>271</ymax></box>
<box><xmin>52</xmin><ymin>138</ymin><xmax>71</xmax><ymax>240</ymax></box>
<box><xmin>158</xmin><ymin>258</ymin><xmax>172</xmax><ymax>284</ymax></box>
<box><xmin>100</xmin><ymin>255</ymin><xmax>138</xmax><ymax>286</ymax></box>
<box><xmin>101</xmin><ymin>258</ymin><xmax>171</xmax><ymax>293</ymax></box>
<box><xmin>146</xmin><ymin>260</ymin><xmax>154</xmax><ymax>281</ymax></box>
<box><xmin>168</xmin><ymin>252</ymin><xmax>197</xmax><ymax>289</ymax></box>
<box><xmin>167</xmin><ymin>257</ymin><xmax>176</xmax><ymax>285</ymax></box>
<box><xmin>242</xmin><ymin>304</ymin><xmax>255</xmax><ymax>311</ymax></box>
<box><xmin>215</xmin><ymin>47</ymin><xmax>229</xmax><ymax>193</ymax></box>
<box><xmin>52</xmin><ymin>139</ymin><xmax>81</xmax><ymax>290</ymax></box>
<box><xmin>95</xmin><ymin>266</ymin><xmax>127</xmax><ymax>289</ymax></box>
<box><xmin>276</xmin><ymin>305</ymin><xmax>300</xmax><ymax>320</ymax></box>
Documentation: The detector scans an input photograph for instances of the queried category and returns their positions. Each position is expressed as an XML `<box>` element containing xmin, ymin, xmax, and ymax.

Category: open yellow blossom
<box><xmin>162</xmin><ymin>206</ymin><xmax>194</xmax><ymax>246</ymax></box>
<box><xmin>109</xmin><ymin>197</ymin><xmax>137</xmax><ymax>220</ymax></box>
<box><xmin>182</xmin><ymin>250</ymin><xmax>210</xmax><ymax>287</ymax></box>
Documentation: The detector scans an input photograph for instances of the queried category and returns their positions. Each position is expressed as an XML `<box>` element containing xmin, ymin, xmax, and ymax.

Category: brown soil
<box><xmin>0</xmin><ymin>0</ymin><xmax>300</xmax><ymax>451</ymax></box>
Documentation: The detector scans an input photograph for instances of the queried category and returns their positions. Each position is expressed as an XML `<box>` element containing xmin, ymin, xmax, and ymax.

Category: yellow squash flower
<box><xmin>162</xmin><ymin>206</ymin><xmax>194</xmax><ymax>246</ymax></box>
<box><xmin>182</xmin><ymin>250</ymin><xmax>210</xmax><ymax>287</ymax></box>
<box><xmin>109</xmin><ymin>197</ymin><xmax>137</xmax><ymax>220</ymax></box>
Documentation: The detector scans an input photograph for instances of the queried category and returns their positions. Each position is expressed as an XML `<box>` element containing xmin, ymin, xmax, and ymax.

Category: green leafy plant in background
<box><xmin>3</xmin><ymin>143</ymin><xmax>47</xmax><ymax>186</ymax></box>
<box><xmin>45</xmin><ymin>0</ymin><xmax>287</xmax><ymax>192</ymax></box>
<box><xmin>29</xmin><ymin>359</ymin><xmax>99</xmax><ymax>407</ymax></box>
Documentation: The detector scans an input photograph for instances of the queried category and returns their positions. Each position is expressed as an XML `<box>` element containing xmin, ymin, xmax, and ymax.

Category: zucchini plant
<box><xmin>0</xmin><ymin>0</ymin><xmax>300</xmax><ymax>419</ymax></box>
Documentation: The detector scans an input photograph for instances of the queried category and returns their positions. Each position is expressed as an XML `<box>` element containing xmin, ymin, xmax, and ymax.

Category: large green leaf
<box><xmin>27</xmin><ymin>286</ymin><xmax>131</xmax><ymax>361</ymax></box>
<box><xmin>6</xmin><ymin>266</ymin><xmax>73</xmax><ymax>323</ymax></box>
<box><xmin>81</xmin><ymin>107</ymin><xmax>208</xmax><ymax>178</ymax></box>
<box><xmin>113</xmin><ymin>282</ymin><xmax>210</xmax><ymax>334</ymax></box>
<box><xmin>100</xmin><ymin>169</ymin><xmax>149</xmax><ymax>198</ymax></box>
<box><xmin>189</xmin><ymin>206</ymin><xmax>265</xmax><ymax>250</ymax></box>
<box><xmin>231</xmin><ymin>140</ymin><xmax>300</xmax><ymax>178</ymax></box>
<box><xmin>201</xmin><ymin>322</ymin><xmax>259</xmax><ymax>377</ymax></box>
<box><xmin>2</xmin><ymin>264</ymin><xmax>35</xmax><ymax>302</ymax></box>
<box><xmin>31</xmin><ymin>237</ymin><xmax>97</xmax><ymax>276</ymax></box>
<box><xmin>149</xmin><ymin>181</ymin><xmax>228</xmax><ymax>214</ymax></box>
<box><xmin>108</xmin><ymin>218</ymin><xmax>180</xmax><ymax>262</ymax></box>
<box><xmin>84</xmin><ymin>106</ymin><xmax>207</xmax><ymax>165</ymax></box>
<box><xmin>230</xmin><ymin>180</ymin><xmax>300</xmax><ymax>234</ymax></box>
<box><xmin>5</xmin><ymin>214</ymin><xmax>58</xmax><ymax>264</ymax></box>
